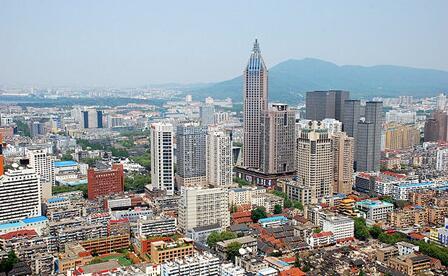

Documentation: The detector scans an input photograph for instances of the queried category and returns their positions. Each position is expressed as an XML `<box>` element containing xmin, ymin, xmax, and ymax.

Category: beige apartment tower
<box><xmin>206</xmin><ymin>128</ymin><xmax>233</xmax><ymax>187</ymax></box>
<box><xmin>260</xmin><ymin>103</ymin><xmax>296</xmax><ymax>174</ymax></box>
<box><xmin>332</xmin><ymin>132</ymin><xmax>354</xmax><ymax>195</ymax></box>
<box><xmin>243</xmin><ymin>39</ymin><xmax>268</xmax><ymax>169</ymax></box>
<box><xmin>296</xmin><ymin>121</ymin><xmax>333</xmax><ymax>203</ymax></box>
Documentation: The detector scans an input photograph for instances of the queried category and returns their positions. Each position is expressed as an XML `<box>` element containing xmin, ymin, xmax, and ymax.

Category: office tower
<box><xmin>384</xmin><ymin>124</ymin><xmax>420</xmax><ymax>150</ymax></box>
<box><xmin>424</xmin><ymin>118</ymin><xmax>440</xmax><ymax>142</ymax></box>
<box><xmin>0</xmin><ymin>167</ymin><xmax>41</xmax><ymax>223</ymax></box>
<box><xmin>334</xmin><ymin>90</ymin><xmax>350</xmax><ymax>121</ymax></box>
<box><xmin>305</xmin><ymin>90</ymin><xmax>349</xmax><ymax>121</ymax></box>
<box><xmin>26</xmin><ymin>148</ymin><xmax>55</xmax><ymax>200</ymax></box>
<box><xmin>31</xmin><ymin>121</ymin><xmax>45</xmax><ymax>137</ymax></box>
<box><xmin>200</xmin><ymin>104</ymin><xmax>215</xmax><ymax>126</ymax></box>
<box><xmin>243</xmin><ymin>39</ymin><xmax>268</xmax><ymax>169</ymax></box>
<box><xmin>178</xmin><ymin>187</ymin><xmax>230</xmax><ymax>233</ymax></box>
<box><xmin>150</xmin><ymin>122</ymin><xmax>174</xmax><ymax>195</ymax></box>
<box><xmin>356</xmin><ymin>122</ymin><xmax>376</xmax><ymax>172</ymax></box>
<box><xmin>437</xmin><ymin>93</ymin><xmax>447</xmax><ymax>111</ymax></box>
<box><xmin>332</xmin><ymin>132</ymin><xmax>354</xmax><ymax>195</ymax></box>
<box><xmin>260</xmin><ymin>103</ymin><xmax>296</xmax><ymax>174</ymax></box>
<box><xmin>426</xmin><ymin>110</ymin><xmax>448</xmax><ymax>142</ymax></box>
<box><xmin>356</xmin><ymin>101</ymin><xmax>383</xmax><ymax>172</ymax></box>
<box><xmin>342</xmin><ymin>100</ymin><xmax>361</xmax><ymax>139</ymax></box>
<box><xmin>87</xmin><ymin>164</ymin><xmax>124</xmax><ymax>200</ymax></box>
<box><xmin>81</xmin><ymin>109</ymin><xmax>103</xmax><ymax>129</ymax></box>
<box><xmin>176</xmin><ymin>122</ymin><xmax>207</xmax><ymax>187</ymax></box>
<box><xmin>206</xmin><ymin>128</ymin><xmax>233</xmax><ymax>187</ymax></box>
<box><xmin>296</xmin><ymin>121</ymin><xmax>333</xmax><ymax>203</ymax></box>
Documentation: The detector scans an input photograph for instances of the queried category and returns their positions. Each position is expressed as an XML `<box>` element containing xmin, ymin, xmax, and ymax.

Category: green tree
<box><xmin>233</xmin><ymin>177</ymin><xmax>250</xmax><ymax>187</ymax></box>
<box><xmin>220</xmin><ymin>231</ymin><xmax>237</xmax><ymax>241</ymax></box>
<box><xmin>284</xmin><ymin>198</ymin><xmax>293</xmax><ymax>208</ymax></box>
<box><xmin>294</xmin><ymin>254</ymin><xmax>301</xmax><ymax>268</ymax></box>
<box><xmin>369</xmin><ymin>225</ymin><xmax>383</xmax><ymax>239</ymax></box>
<box><xmin>292</xmin><ymin>200</ymin><xmax>303</xmax><ymax>210</ymax></box>
<box><xmin>61</xmin><ymin>152</ymin><xmax>74</xmax><ymax>161</ymax></box>
<box><xmin>226</xmin><ymin>242</ymin><xmax>242</xmax><ymax>261</ymax></box>
<box><xmin>353</xmin><ymin>217</ymin><xmax>370</xmax><ymax>241</ymax></box>
<box><xmin>273</xmin><ymin>204</ymin><xmax>283</xmax><ymax>214</ymax></box>
<box><xmin>313</xmin><ymin>228</ymin><xmax>322</xmax><ymax>234</ymax></box>
<box><xmin>206</xmin><ymin>231</ymin><xmax>221</xmax><ymax>248</ymax></box>
<box><xmin>251</xmin><ymin>207</ymin><xmax>267</xmax><ymax>222</ymax></box>
<box><xmin>0</xmin><ymin>250</ymin><xmax>19</xmax><ymax>273</ymax></box>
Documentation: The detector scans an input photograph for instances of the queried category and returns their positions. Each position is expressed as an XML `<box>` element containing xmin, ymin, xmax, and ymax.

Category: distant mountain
<box><xmin>188</xmin><ymin>58</ymin><xmax>448</xmax><ymax>102</ymax></box>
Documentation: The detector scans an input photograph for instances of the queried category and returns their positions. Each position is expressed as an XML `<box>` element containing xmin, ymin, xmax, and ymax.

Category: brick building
<box><xmin>87</xmin><ymin>164</ymin><xmax>124</xmax><ymax>200</ymax></box>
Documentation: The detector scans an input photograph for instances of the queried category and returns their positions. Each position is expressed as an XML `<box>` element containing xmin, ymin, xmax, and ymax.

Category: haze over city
<box><xmin>1</xmin><ymin>0</ymin><xmax>447</xmax><ymax>86</ymax></box>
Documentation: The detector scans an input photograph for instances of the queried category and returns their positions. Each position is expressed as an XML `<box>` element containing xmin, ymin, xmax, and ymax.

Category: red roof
<box><xmin>0</xmin><ymin>229</ymin><xmax>37</xmax><ymax>240</ymax></box>
<box><xmin>312</xmin><ymin>231</ymin><xmax>333</xmax><ymax>238</ymax></box>
<box><xmin>279</xmin><ymin>267</ymin><xmax>306</xmax><ymax>276</ymax></box>
<box><xmin>231</xmin><ymin>211</ymin><xmax>251</xmax><ymax>220</ymax></box>
<box><xmin>408</xmin><ymin>232</ymin><xmax>425</xmax><ymax>240</ymax></box>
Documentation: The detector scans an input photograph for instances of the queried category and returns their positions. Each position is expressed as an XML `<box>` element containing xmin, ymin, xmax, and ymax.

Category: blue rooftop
<box><xmin>47</xmin><ymin>197</ymin><xmax>67</xmax><ymax>203</ymax></box>
<box><xmin>357</xmin><ymin>200</ymin><xmax>393</xmax><ymax>207</ymax></box>
<box><xmin>54</xmin><ymin>160</ymin><xmax>78</xmax><ymax>167</ymax></box>
<box><xmin>23</xmin><ymin>216</ymin><xmax>48</xmax><ymax>224</ymax></box>
<box><xmin>258</xmin><ymin>216</ymin><xmax>288</xmax><ymax>223</ymax></box>
<box><xmin>0</xmin><ymin>221</ymin><xmax>25</xmax><ymax>230</ymax></box>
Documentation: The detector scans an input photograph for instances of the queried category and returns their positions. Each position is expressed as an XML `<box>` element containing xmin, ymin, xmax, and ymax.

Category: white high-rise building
<box><xmin>206</xmin><ymin>129</ymin><xmax>233</xmax><ymax>187</ymax></box>
<box><xmin>296</xmin><ymin>121</ymin><xmax>333</xmax><ymax>203</ymax></box>
<box><xmin>436</xmin><ymin>148</ymin><xmax>448</xmax><ymax>171</ymax></box>
<box><xmin>26</xmin><ymin>148</ymin><xmax>55</xmax><ymax>200</ymax></box>
<box><xmin>243</xmin><ymin>39</ymin><xmax>268</xmax><ymax>169</ymax></box>
<box><xmin>0</xmin><ymin>167</ymin><xmax>41</xmax><ymax>223</ymax></box>
<box><xmin>150</xmin><ymin>122</ymin><xmax>174</xmax><ymax>195</ymax></box>
<box><xmin>178</xmin><ymin>187</ymin><xmax>230</xmax><ymax>233</ymax></box>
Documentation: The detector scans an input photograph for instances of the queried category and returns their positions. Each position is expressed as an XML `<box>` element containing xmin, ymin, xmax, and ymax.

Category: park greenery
<box><xmin>226</xmin><ymin>241</ymin><xmax>242</xmax><ymax>261</ymax></box>
<box><xmin>271</xmin><ymin>190</ymin><xmax>303</xmax><ymax>210</ymax></box>
<box><xmin>125</xmin><ymin>174</ymin><xmax>150</xmax><ymax>192</ymax></box>
<box><xmin>53</xmin><ymin>184</ymin><xmax>88</xmax><ymax>198</ymax></box>
<box><xmin>251</xmin><ymin>206</ymin><xmax>268</xmax><ymax>222</ymax></box>
<box><xmin>233</xmin><ymin>177</ymin><xmax>250</xmax><ymax>187</ymax></box>
<box><xmin>206</xmin><ymin>231</ymin><xmax>237</xmax><ymax>248</ymax></box>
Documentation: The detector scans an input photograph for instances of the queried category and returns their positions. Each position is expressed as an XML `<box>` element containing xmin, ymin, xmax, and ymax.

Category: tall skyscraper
<box><xmin>176</xmin><ymin>122</ymin><xmax>207</xmax><ymax>187</ymax></box>
<box><xmin>296</xmin><ymin>121</ymin><xmax>333</xmax><ymax>203</ymax></box>
<box><xmin>206</xmin><ymin>128</ymin><xmax>233</xmax><ymax>187</ymax></box>
<box><xmin>0</xmin><ymin>167</ymin><xmax>41</xmax><ymax>223</ymax></box>
<box><xmin>260</xmin><ymin>103</ymin><xmax>296</xmax><ymax>174</ymax></box>
<box><xmin>81</xmin><ymin>109</ymin><xmax>103</xmax><ymax>129</ymax></box>
<box><xmin>243</xmin><ymin>39</ymin><xmax>268</xmax><ymax>169</ymax></box>
<box><xmin>342</xmin><ymin>99</ymin><xmax>361</xmax><ymax>139</ymax></box>
<box><xmin>199</xmin><ymin>104</ymin><xmax>215</xmax><ymax>126</ymax></box>
<box><xmin>356</xmin><ymin>101</ymin><xmax>383</xmax><ymax>172</ymax></box>
<box><xmin>0</xmin><ymin>134</ymin><xmax>4</xmax><ymax>176</ymax></box>
<box><xmin>26</xmin><ymin>147</ymin><xmax>55</xmax><ymax>200</ymax></box>
<box><xmin>150</xmin><ymin>122</ymin><xmax>174</xmax><ymax>195</ymax></box>
<box><xmin>178</xmin><ymin>187</ymin><xmax>230</xmax><ymax>233</ymax></box>
<box><xmin>333</xmin><ymin>132</ymin><xmax>354</xmax><ymax>195</ymax></box>
<box><xmin>305</xmin><ymin>90</ymin><xmax>349</xmax><ymax>121</ymax></box>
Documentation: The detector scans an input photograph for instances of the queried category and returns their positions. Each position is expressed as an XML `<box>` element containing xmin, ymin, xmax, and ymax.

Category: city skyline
<box><xmin>1</xmin><ymin>1</ymin><xmax>447</xmax><ymax>86</ymax></box>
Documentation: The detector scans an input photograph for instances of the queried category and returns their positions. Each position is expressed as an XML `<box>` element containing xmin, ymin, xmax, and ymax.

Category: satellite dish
<box><xmin>246</xmin><ymin>247</ymin><xmax>253</xmax><ymax>253</ymax></box>
<box><xmin>12</xmin><ymin>163</ymin><xmax>19</xmax><ymax>169</ymax></box>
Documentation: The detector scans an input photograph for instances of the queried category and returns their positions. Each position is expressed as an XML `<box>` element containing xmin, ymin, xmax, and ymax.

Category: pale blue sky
<box><xmin>0</xmin><ymin>0</ymin><xmax>447</xmax><ymax>86</ymax></box>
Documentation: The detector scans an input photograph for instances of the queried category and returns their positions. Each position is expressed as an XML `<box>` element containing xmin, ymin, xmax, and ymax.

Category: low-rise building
<box><xmin>186</xmin><ymin>223</ymin><xmax>221</xmax><ymax>245</ymax></box>
<box><xmin>388</xmin><ymin>254</ymin><xmax>431</xmax><ymax>276</ymax></box>
<box><xmin>321</xmin><ymin>215</ymin><xmax>354</xmax><ymax>242</ymax></box>
<box><xmin>150</xmin><ymin>238</ymin><xmax>194</xmax><ymax>264</ymax></box>
<box><xmin>160</xmin><ymin>252</ymin><xmax>220</xmax><ymax>276</ymax></box>
<box><xmin>216</xmin><ymin>236</ymin><xmax>257</xmax><ymax>259</ymax></box>
<box><xmin>137</xmin><ymin>216</ymin><xmax>176</xmax><ymax>237</ymax></box>
<box><xmin>356</xmin><ymin>199</ymin><xmax>394</xmax><ymax>221</ymax></box>
<box><xmin>307</xmin><ymin>231</ymin><xmax>335</xmax><ymax>248</ymax></box>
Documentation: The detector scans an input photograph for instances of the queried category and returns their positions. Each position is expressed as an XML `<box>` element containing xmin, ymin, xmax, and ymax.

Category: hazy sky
<box><xmin>1</xmin><ymin>0</ymin><xmax>447</xmax><ymax>87</ymax></box>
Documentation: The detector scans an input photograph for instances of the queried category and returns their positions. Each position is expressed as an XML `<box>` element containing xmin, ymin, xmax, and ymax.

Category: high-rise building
<box><xmin>81</xmin><ymin>109</ymin><xmax>104</xmax><ymax>129</ymax></box>
<box><xmin>305</xmin><ymin>90</ymin><xmax>349</xmax><ymax>121</ymax></box>
<box><xmin>260</xmin><ymin>103</ymin><xmax>296</xmax><ymax>174</ymax></box>
<box><xmin>332</xmin><ymin>132</ymin><xmax>354</xmax><ymax>195</ymax></box>
<box><xmin>0</xmin><ymin>134</ymin><xmax>4</xmax><ymax>176</ymax></box>
<box><xmin>356</xmin><ymin>101</ymin><xmax>383</xmax><ymax>172</ymax></box>
<box><xmin>87</xmin><ymin>164</ymin><xmax>124</xmax><ymax>200</ymax></box>
<box><xmin>424</xmin><ymin>110</ymin><xmax>448</xmax><ymax>142</ymax></box>
<box><xmin>176</xmin><ymin>123</ymin><xmax>207</xmax><ymax>187</ymax></box>
<box><xmin>342</xmin><ymin>99</ymin><xmax>361</xmax><ymax>139</ymax></box>
<box><xmin>296</xmin><ymin>121</ymin><xmax>333</xmax><ymax>203</ymax></box>
<box><xmin>383</xmin><ymin>124</ymin><xmax>420</xmax><ymax>150</ymax></box>
<box><xmin>206</xmin><ymin>128</ymin><xmax>233</xmax><ymax>187</ymax></box>
<box><xmin>26</xmin><ymin>148</ymin><xmax>55</xmax><ymax>200</ymax></box>
<box><xmin>150</xmin><ymin>122</ymin><xmax>174</xmax><ymax>195</ymax></box>
<box><xmin>178</xmin><ymin>187</ymin><xmax>230</xmax><ymax>233</ymax></box>
<box><xmin>200</xmin><ymin>104</ymin><xmax>215</xmax><ymax>126</ymax></box>
<box><xmin>0</xmin><ymin>167</ymin><xmax>41</xmax><ymax>223</ymax></box>
<box><xmin>243</xmin><ymin>39</ymin><xmax>268</xmax><ymax>169</ymax></box>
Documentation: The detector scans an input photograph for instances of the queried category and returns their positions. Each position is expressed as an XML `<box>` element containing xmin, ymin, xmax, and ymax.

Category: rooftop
<box><xmin>356</xmin><ymin>199</ymin><xmax>393</xmax><ymax>208</ymax></box>
<box><xmin>47</xmin><ymin>197</ymin><xmax>68</xmax><ymax>204</ymax></box>
<box><xmin>259</xmin><ymin>216</ymin><xmax>288</xmax><ymax>223</ymax></box>
<box><xmin>54</xmin><ymin>160</ymin><xmax>78</xmax><ymax>167</ymax></box>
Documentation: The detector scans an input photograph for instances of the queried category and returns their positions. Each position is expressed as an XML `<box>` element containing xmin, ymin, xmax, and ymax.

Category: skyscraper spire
<box><xmin>252</xmin><ymin>38</ymin><xmax>260</xmax><ymax>53</ymax></box>
<box><xmin>243</xmin><ymin>39</ymin><xmax>268</xmax><ymax>169</ymax></box>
